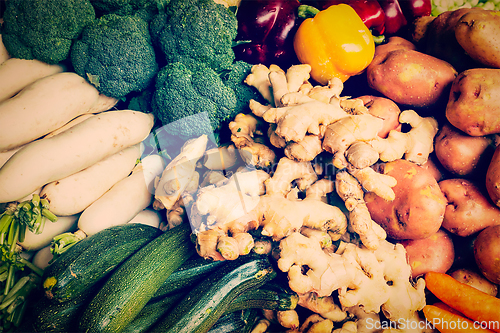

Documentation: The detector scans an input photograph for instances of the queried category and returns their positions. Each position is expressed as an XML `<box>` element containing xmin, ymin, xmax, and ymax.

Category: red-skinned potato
<box><xmin>399</xmin><ymin>228</ymin><xmax>455</xmax><ymax>279</ymax></box>
<box><xmin>474</xmin><ymin>224</ymin><xmax>500</xmax><ymax>284</ymax></box>
<box><xmin>358</xmin><ymin>95</ymin><xmax>402</xmax><ymax>138</ymax></box>
<box><xmin>373</xmin><ymin>36</ymin><xmax>416</xmax><ymax>56</ymax></box>
<box><xmin>421</xmin><ymin>153</ymin><xmax>449</xmax><ymax>182</ymax></box>
<box><xmin>434</xmin><ymin>122</ymin><xmax>495</xmax><ymax>177</ymax></box>
<box><xmin>366</xmin><ymin>37</ymin><xmax>457</xmax><ymax>108</ymax></box>
<box><xmin>439</xmin><ymin>178</ymin><xmax>500</xmax><ymax>237</ymax></box>
<box><xmin>446</xmin><ymin>68</ymin><xmax>500</xmax><ymax>137</ymax></box>
<box><xmin>365</xmin><ymin>159</ymin><xmax>447</xmax><ymax>240</ymax></box>
<box><xmin>486</xmin><ymin>144</ymin><xmax>500</xmax><ymax>207</ymax></box>
<box><xmin>449</xmin><ymin>268</ymin><xmax>498</xmax><ymax>296</ymax></box>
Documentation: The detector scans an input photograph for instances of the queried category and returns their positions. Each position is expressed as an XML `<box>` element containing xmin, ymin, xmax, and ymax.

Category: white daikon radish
<box><xmin>0</xmin><ymin>35</ymin><xmax>9</xmax><ymax>65</ymax></box>
<box><xmin>128</xmin><ymin>208</ymin><xmax>162</xmax><ymax>228</ymax></box>
<box><xmin>0</xmin><ymin>58</ymin><xmax>65</xmax><ymax>103</ymax></box>
<box><xmin>0</xmin><ymin>114</ymin><xmax>100</xmax><ymax>169</ymax></box>
<box><xmin>32</xmin><ymin>246</ymin><xmax>54</xmax><ymax>270</ymax></box>
<box><xmin>40</xmin><ymin>144</ymin><xmax>141</xmax><ymax>216</ymax></box>
<box><xmin>0</xmin><ymin>146</ymin><xmax>21</xmax><ymax>169</ymax></box>
<box><xmin>0</xmin><ymin>72</ymin><xmax>117</xmax><ymax>152</ymax></box>
<box><xmin>77</xmin><ymin>154</ymin><xmax>166</xmax><ymax>237</ymax></box>
<box><xmin>0</xmin><ymin>110</ymin><xmax>155</xmax><ymax>203</ymax></box>
<box><xmin>43</xmin><ymin>113</ymin><xmax>97</xmax><ymax>139</ymax></box>
<box><xmin>18</xmin><ymin>214</ymin><xmax>78</xmax><ymax>251</ymax></box>
<box><xmin>18</xmin><ymin>188</ymin><xmax>42</xmax><ymax>203</ymax></box>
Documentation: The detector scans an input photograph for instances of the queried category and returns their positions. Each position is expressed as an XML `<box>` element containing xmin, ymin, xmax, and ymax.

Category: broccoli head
<box><xmin>149</xmin><ymin>0</ymin><xmax>237</xmax><ymax>73</ymax></box>
<box><xmin>70</xmin><ymin>13</ymin><xmax>158</xmax><ymax>99</ymax></box>
<box><xmin>151</xmin><ymin>61</ymin><xmax>237</xmax><ymax>141</ymax></box>
<box><xmin>89</xmin><ymin>0</ymin><xmax>169</xmax><ymax>21</ymax></box>
<box><xmin>1</xmin><ymin>0</ymin><xmax>95</xmax><ymax>64</ymax></box>
<box><xmin>220</xmin><ymin>60</ymin><xmax>267</xmax><ymax>118</ymax></box>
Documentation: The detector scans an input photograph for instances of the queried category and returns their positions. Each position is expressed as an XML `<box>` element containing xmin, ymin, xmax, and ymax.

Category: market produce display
<box><xmin>1</xmin><ymin>0</ymin><xmax>500</xmax><ymax>332</ymax></box>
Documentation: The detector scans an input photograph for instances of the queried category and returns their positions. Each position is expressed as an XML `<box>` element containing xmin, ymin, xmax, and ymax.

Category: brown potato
<box><xmin>446</xmin><ymin>68</ymin><xmax>500</xmax><ymax>136</ymax></box>
<box><xmin>449</xmin><ymin>268</ymin><xmax>498</xmax><ymax>296</ymax></box>
<box><xmin>358</xmin><ymin>95</ymin><xmax>402</xmax><ymax>138</ymax></box>
<box><xmin>473</xmin><ymin>224</ymin><xmax>500</xmax><ymax>284</ymax></box>
<box><xmin>365</xmin><ymin>159</ymin><xmax>447</xmax><ymax>240</ymax></box>
<box><xmin>373</xmin><ymin>36</ymin><xmax>416</xmax><ymax>56</ymax></box>
<box><xmin>420</xmin><ymin>153</ymin><xmax>449</xmax><ymax>182</ymax></box>
<box><xmin>486</xmin><ymin>144</ymin><xmax>500</xmax><ymax>207</ymax></box>
<box><xmin>399</xmin><ymin>228</ymin><xmax>455</xmax><ymax>279</ymax></box>
<box><xmin>367</xmin><ymin>38</ymin><xmax>457</xmax><ymax>108</ymax></box>
<box><xmin>410</xmin><ymin>15</ymin><xmax>436</xmax><ymax>48</ymax></box>
<box><xmin>425</xmin><ymin>8</ymin><xmax>482</xmax><ymax>73</ymax></box>
<box><xmin>434</xmin><ymin>122</ymin><xmax>495</xmax><ymax>176</ymax></box>
<box><xmin>439</xmin><ymin>178</ymin><xmax>500</xmax><ymax>237</ymax></box>
<box><xmin>455</xmin><ymin>9</ymin><xmax>500</xmax><ymax>69</ymax></box>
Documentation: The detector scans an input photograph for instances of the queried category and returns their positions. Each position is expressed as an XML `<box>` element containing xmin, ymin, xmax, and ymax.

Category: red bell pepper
<box><xmin>399</xmin><ymin>0</ymin><xmax>432</xmax><ymax>20</ymax></box>
<box><xmin>233</xmin><ymin>0</ymin><xmax>302</xmax><ymax>67</ymax></box>
<box><xmin>378</xmin><ymin>0</ymin><xmax>407</xmax><ymax>35</ymax></box>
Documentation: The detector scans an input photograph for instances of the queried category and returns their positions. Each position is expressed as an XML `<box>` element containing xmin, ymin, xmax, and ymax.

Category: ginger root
<box><xmin>192</xmin><ymin>158</ymin><xmax>347</xmax><ymax>261</ymax></box>
<box><xmin>277</xmin><ymin>232</ymin><xmax>426</xmax><ymax>321</ymax></box>
<box><xmin>229</xmin><ymin>113</ymin><xmax>277</xmax><ymax>168</ymax></box>
<box><xmin>154</xmin><ymin>135</ymin><xmax>208</xmax><ymax>210</ymax></box>
<box><xmin>252</xmin><ymin>99</ymin><xmax>349</xmax><ymax>143</ymax></box>
<box><xmin>335</xmin><ymin>170</ymin><xmax>387</xmax><ymax>250</ymax></box>
<box><xmin>369</xmin><ymin>110</ymin><xmax>439</xmax><ymax>165</ymax></box>
<box><xmin>322</xmin><ymin>114</ymin><xmax>384</xmax><ymax>169</ymax></box>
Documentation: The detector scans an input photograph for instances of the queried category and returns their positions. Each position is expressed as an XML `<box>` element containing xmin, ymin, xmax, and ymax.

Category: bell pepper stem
<box><xmin>298</xmin><ymin>4</ymin><xmax>320</xmax><ymax>19</ymax></box>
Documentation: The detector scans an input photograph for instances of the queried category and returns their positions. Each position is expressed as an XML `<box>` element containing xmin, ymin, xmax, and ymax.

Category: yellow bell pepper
<box><xmin>293</xmin><ymin>4</ymin><xmax>375</xmax><ymax>85</ymax></box>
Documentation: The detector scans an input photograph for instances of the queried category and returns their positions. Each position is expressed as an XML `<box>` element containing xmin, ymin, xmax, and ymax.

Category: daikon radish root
<box><xmin>77</xmin><ymin>154</ymin><xmax>166</xmax><ymax>237</ymax></box>
<box><xmin>18</xmin><ymin>188</ymin><xmax>42</xmax><ymax>203</ymax></box>
<box><xmin>0</xmin><ymin>72</ymin><xmax>117</xmax><ymax>152</ymax></box>
<box><xmin>86</xmin><ymin>93</ymin><xmax>119</xmax><ymax>114</ymax></box>
<box><xmin>0</xmin><ymin>35</ymin><xmax>9</xmax><ymax>64</ymax></box>
<box><xmin>0</xmin><ymin>114</ymin><xmax>98</xmax><ymax>168</ymax></box>
<box><xmin>0</xmin><ymin>58</ymin><xmax>65</xmax><ymax>103</ymax></box>
<box><xmin>0</xmin><ymin>110</ymin><xmax>155</xmax><ymax>203</ymax></box>
<box><xmin>18</xmin><ymin>215</ymin><xmax>78</xmax><ymax>251</ymax></box>
<box><xmin>40</xmin><ymin>144</ymin><xmax>141</xmax><ymax>216</ymax></box>
<box><xmin>0</xmin><ymin>146</ymin><xmax>21</xmax><ymax>169</ymax></box>
<box><xmin>32</xmin><ymin>245</ymin><xmax>53</xmax><ymax>270</ymax></box>
<box><xmin>128</xmin><ymin>208</ymin><xmax>162</xmax><ymax>228</ymax></box>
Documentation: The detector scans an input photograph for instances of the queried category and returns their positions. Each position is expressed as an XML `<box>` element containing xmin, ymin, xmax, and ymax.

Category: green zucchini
<box><xmin>123</xmin><ymin>257</ymin><xmax>227</xmax><ymax>333</ymax></box>
<box><xmin>42</xmin><ymin>223</ymin><xmax>163</xmax><ymax>303</ymax></box>
<box><xmin>32</xmin><ymin>296</ymin><xmax>87</xmax><ymax>332</ymax></box>
<box><xmin>207</xmin><ymin>308</ymin><xmax>261</xmax><ymax>333</ymax></box>
<box><xmin>122</xmin><ymin>291</ymin><xmax>186</xmax><ymax>333</ymax></box>
<box><xmin>152</xmin><ymin>254</ymin><xmax>276</xmax><ymax>333</ymax></box>
<box><xmin>151</xmin><ymin>255</ymin><xmax>227</xmax><ymax>301</ymax></box>
<box><xmin>78</xmin><ymin>222</ymin><xmax>195</xmax><ymax>333</ymax></box>
<box><xmin>225</xmin><ymin>282</ymin><xmax>299</xmax><ymax>313</ymax></box>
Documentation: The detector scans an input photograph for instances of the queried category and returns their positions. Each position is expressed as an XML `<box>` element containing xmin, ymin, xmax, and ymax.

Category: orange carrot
<box><xmin>425</xmin><ymin>271</ymin><xmax>500</xmax><ymax>333</ymax></box>
<box><xmin>423</xmin><ymin>305</ymin><xmax>495</xmax><ymax>333</ymax></box>
<box><xmin>432</xmin><ymin>301</ymin><xmax>464</xmax><ymax>316</ymax></box>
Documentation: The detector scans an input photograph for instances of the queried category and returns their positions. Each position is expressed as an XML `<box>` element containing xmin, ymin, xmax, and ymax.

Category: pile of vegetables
<box><xmin>1</xmin><ymin>0</ymin><xmax>500</xmax><ymax>332</ymax></box>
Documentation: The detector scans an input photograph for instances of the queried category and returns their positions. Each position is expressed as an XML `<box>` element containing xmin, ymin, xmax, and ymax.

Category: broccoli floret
<box><xmin>149</xmin><ymin>0</ymin><xmax>237</xmax><ymax>73</ymax></box>
<box><xmin>220</xmin><ymin>60</ymin><xmax>267</xmax><ymax>118</ymax></box>
<box><xmin>89</xmin><ymin>0</ymin><xmax>169</xmax><ymax>21</ymax></box>
<box><xmin>151</xmin><ymin>61</ymin><xmax>237</xmax><ymax>141</ymax></box>
<box><xmin>1</xmin><ymin>0</ymin><xmax>95</xmax><ymax>64</ymax></box>
<box><xmin>70</xmin><ymin>14</ymin><xmax>158</xmax><ymax>99</ymax></box>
